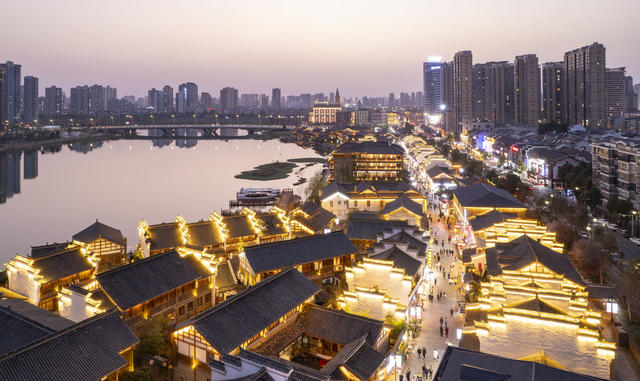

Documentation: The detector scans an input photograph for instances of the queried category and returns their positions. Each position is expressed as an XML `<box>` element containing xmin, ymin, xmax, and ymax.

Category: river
<box><xmin>0</xmin><ymin>138</ymin><xmax>324</xmax><ymax>265</ymax></box>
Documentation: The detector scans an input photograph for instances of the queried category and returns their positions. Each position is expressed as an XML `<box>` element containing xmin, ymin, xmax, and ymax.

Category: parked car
<box><xmin>630</xmin><ymin>237</ymin><xmax>640</xmax><ymax>246</ymax></box>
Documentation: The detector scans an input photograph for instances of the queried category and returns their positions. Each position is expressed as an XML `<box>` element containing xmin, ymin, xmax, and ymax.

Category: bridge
<box><xmin>94</xmin><ymin>124</ymin><xmax>295</xmax><ymax>137</ymax></box>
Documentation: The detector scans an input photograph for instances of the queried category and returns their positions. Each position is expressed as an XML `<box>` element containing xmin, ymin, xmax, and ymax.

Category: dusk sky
<box><xmin>3</xmin><ymin>0</ymin><xmax>639</xmax><ymax>98</ymax></box>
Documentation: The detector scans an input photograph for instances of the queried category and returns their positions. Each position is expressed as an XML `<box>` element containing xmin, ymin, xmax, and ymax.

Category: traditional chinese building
<box><xmin>237</xmin><ymin>231</ymin><xmax>357</xmax><ymax>286</ymax></box>
<box><xmin>0</xmin><ymin>309</ymin><xmax>139</xmax><ymax>381</ymax></box>
<box><xmin>172</xmin><ymin>268</ymin><xmax>320</xmax><ymax>381</ymax></box>
<box><xmin>57</xmin><ymin>250</ymin><xmax>214</xmax><ymax>327</ymax></box>
<box><xmin>290</xmin><ymin>202</ymin><xmax>336</xmax><ymax>235</ymax></box>
<box><xmin>6</xmin><ymin>244</ymin><xmax>96</xmax><ymax>312</ymax></box>
<box><xmin>330</xmin><ymin>141</ymin><xmax>405</xmax><ymax>183</ymax></box>
<box><xmin>346</xmin><ymin>214</ymin><xmax>412</xmax><ymax>252</ymax></box>
<box><xmin>72</xmin><ymin>220</ymin><xmax>126</xmax><ymax>272</ymax></box>
<box><xmin>461</xmin><ymin>236</ymin><xmax>615</xmax><ymax>380</ymax></box>
<box><xmin>320</xmin><ymin>182</ymin><xmax>425</xmax><ymax>221</ymax></box>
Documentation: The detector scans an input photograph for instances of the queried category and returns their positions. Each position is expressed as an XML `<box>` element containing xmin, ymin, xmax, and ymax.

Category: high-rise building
<box><xmin>22</xmin><ymin>76</ymin><xmax>39</xmax><ymax>124</ymax></box>
<box><xmin>162</xmin><ymin>85</ymin><xmax>173</xmax><ymax>113</ymax></box>
<box><xmin>70</xmin><ymin>86</ymin><xmax>89</xmax><ymax>115</ymax></box>
<box><xmin>624</xmin><ymin>76</ymin><xmax>634</xmax><ymax>112</ymax></box>
<box><xmin>542</xmin><ymin>62</ymin><xmax>565</xmax><ymax>125</ymax></box>
<box><xmin>453</xmin><ymin>50</ymin><xmax>473</xmax><ymax>131</ymax></box>
<box><xmin>441</xmin><ymin>61</ymin><xmax>455</xmax><ymax>131</ymax></box>
<box><xmin>23</xmin><ymin>150</ymin><xmax>38</xmax><ymax>180</ymax></box>
<box><xmin>335</xmin><ymin>89</ymin><xmax>340</xmax><ymax>106</ymax></box>
<box><xmin>472</xmin><ymin>63</ymin><xmax>490</xmax><ymax>122</ymax></box>
<box><xmin>176</xmin><ymin>82</ymin><xmax>198</xmax><ymax>113</ymax></box>
<box><xmin>564</xmin><ymin>42</ymin><xmax>606</xmax><ymax>129</ymax></box>
<box><xmin>272</xmin><ymin>88</ymin><xmax>281</xmax><ymax>109</ymax></box>
<box><xmin>147</xmin><ymin>88</ymin><xmax>164</xmax><ymax>113</ymax></box>
<box><xmin>605</xmin><ymin>67</ymin><xmax>627</xmax><ymax>120</ymax></box>
<box><xmin>0</xmin><ymin>61</ymin><xmax>21</xmax><ymax>123</ymax></box>
<box><xmin>219</xmin><ymin>87</ymin><xmax>238</xmax><ymax>111</ymax></box>
<box><xmin>634</xmin><ymin>84</ymin><xmax>640</xmax><ymax>111</ymax></box>
<box><xmin>104</xmin><ymin>86</ymin><xmax>117</xmax><ymax>109</ymax></box>
<box><xmin>44</xmin><ymin>86</ymin><xmax>64</xmax><ymax>115</ymax></box>
<box><xmin>514</xmin><ymin>54</ymin><xmax>540</xmax><ymax>128</ymax></box>
<box><xmin>424</xmin><ymin>58</ymin><xmax>444</xmax><ymax>115</ymax></box>
<box><xmin>200</xmin><ymin>92</ymin><xmax>212</xmax><ymax>112</ymax></box>
<box><xmin>88</xmin><ymin>84</ymin><xmax>104</xmax><ymax>114</ymax></box>
<box><xmin>485</xmin><ymin>61</ymin><xmax>515</xmax><ymax>126</ymax></box>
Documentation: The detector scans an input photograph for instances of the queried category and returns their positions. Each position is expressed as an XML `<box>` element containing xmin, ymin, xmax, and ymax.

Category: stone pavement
<box><xmin>400</xmin><ymin>199</ymin><xmax>463</xmax><ymax>380</ymax></box>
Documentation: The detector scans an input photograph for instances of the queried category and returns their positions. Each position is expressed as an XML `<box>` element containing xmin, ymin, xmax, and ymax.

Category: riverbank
<box><xmin>234</xmin><ymin>161</ymin><xmax>298</xmax><ymax>181</ymax></box>
<box><xmin>0</xmin><ymin>132</ymin><xmax>117</xmax><ymax>153</ymax></box>
<box><xmin>287</xmin><ymin>157</ymin><xmax>326</xmax><ymax>163</ymax></box>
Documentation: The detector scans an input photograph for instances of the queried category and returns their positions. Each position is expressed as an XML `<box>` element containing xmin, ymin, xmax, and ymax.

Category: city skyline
<box><xmin>2</xmin><ymin>0</ymin><xmax>639</xmax><ymax>97</ymax></box>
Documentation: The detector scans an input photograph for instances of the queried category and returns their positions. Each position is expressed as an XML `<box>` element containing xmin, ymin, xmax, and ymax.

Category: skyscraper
<box><xmin>162</xmin><ymin>85</ymin><xmax>174</xmax><ymax>113</ymax></box>
<box><xmin>423</xmin><ymin>57</ymin><xmax>444</xmax><ymax>116</ymax></box>
<box><xmin>453</xmin><ymin>50</ymin><xmax>473</xmax><ymax>131</ymax></box>
<box><xmin>70</xmin><ymin>86</ymin><xmax>89</xmax><ymax>115</ymax></box>
<box><xmin>624</xmin><ymin>76</ymin><xmax>634</xmax><ymax>112</ymax></box>
<box><xmin>44</xmin><ymin>86</ymin><xmax>64</xmax><ymax>115</ymax></box>
<box><xmin>564</xmin><ymin>42</ymin><xmax>606</xmax><ymax>129</ymax></box>
<box><xmin>0</xmin><ymin>61</ymin><xmax>21</xmax><ymax>123</ymax></box>
<box><xmin>542</xmin><ymin>62</ymin><xmax>565</xmax><ymax>125</ymax></box>
<box><xmin>177</xmin><ymin>82</ymin><xmax>198</xmax><ymax>113</ymax></box>
<box><xmin>220</xmin><ymin>87</ymin><xmax>238</xmax><ymax>111</ymax></box>
<box><xmin>104</xmin><ymin>86</ymin><xmax>117</xmax><ymax>108</ymax></box>
<box><xmin>88</xmin><ymin>84</ymin><xmax>105</xmax><ymax>114</ymax></box>
<box><xmin>23</xmin><ymin>76</ymin><xmax>39</xmax><ymax>124</ymax></box>
<box><xmin>441</xmin><ymin>61</ymin><xmax>455</xmax><ymax>131</ymax></box>
<box><xmin>514</xmin><ymin>54</ymin><xmax>541</xmax><ymax>127</ymax></box>
<box><xmin>271</xmin><ymin>88</ymin><xmax>281</xmax><ymax>109</ymax></box>
<box><xmin>472</xmin><ymin>63</ymin><xmax>490</xmax><ymax>122</ymax></box>
<box><xmin>147</xmin><ymin>88</ymin><xmax>164</xmax><ymax>113</ymax></box>
<box><xmin>605</xmin><ymin>67</ymin><xmax>627</xmax><ymax>119</ymax></box>
<box><xmin>200</xmin><ymin>92</ymin><xmax>212</xmax><ymax>112</ymax></box>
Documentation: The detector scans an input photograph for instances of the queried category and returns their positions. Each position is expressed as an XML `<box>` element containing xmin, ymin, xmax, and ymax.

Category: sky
<box><xmin>1</xmin><ymin>0</ymin><xmax>639</xmax><ymax>99</ymax></box>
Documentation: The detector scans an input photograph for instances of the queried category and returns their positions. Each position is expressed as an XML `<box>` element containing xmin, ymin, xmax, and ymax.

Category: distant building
<box><xmin>22</xmin><ymin>76</ymin><xmax>39</xmax><ymax>124</ymax></box>
<box><xmin>591</xmin><ymin>137</ymin><xmax>640</xmax><ymax>210</ymax></box>
<box><xmin>147</xmin><ymin>88</ymin><xmax>164</xmax><ymax>113</ymax></box>
<box><xmin>0</xmin><ymin>61</ymin><xmax>21</xmax><ymax>123</ymax></box>
<box><xmin>330</xmin><ymin>141</ymin><xmax>405</xmax><ymax>183</ymax></box>
<box><xmin>309</xmin><ymin>101</ymin><xmax>341</xmax><ymax>124</ymax></box>
<box><xmin>625</xmin><ymin>76</ymin><xmax>635</xmax><ymax>111</ymax></box>
<box><xmin>44</xmin><ymin>86</ymin><xmax>64</xmax><ymax>115</ymax></box>
<box><xmin>423</xmin><ymin>58</ymin><xmax>444</xmax><ymax>116</ymax></box>
<box><xmin>453</xmin><ymin>51</ymin><xmax>473</xmax><ymax>131</ymax></box>
<box><xmin>605</xmin><ymin>67</ymin><xmax>627</xmax><ymax>119</ymax></box>
<box><xmin>177</xmin><ymin>82</ymin><xmax>198</xmax><ymax>113</ymax></box>
<box><xmin>200</xmin><ymin>92</ymin><xmax>212</xmax><ymax>112</ymax></box>
<box><xmin>564</xmin><ymin>42</ymin><xmax>607</xmax><ymax>128</ymax></box>
<box><xmin>88</xmin><ymin>84</ymin><xmax>104</xmax><ymax>114</ymax></box>
<box><xmin>219</xmin><ymin>87</ymin><xmax>238</xmax><ymax>111</ymax></box>
<box><xmin>271</xmin><ymin>88</ymin><xmax>281</xmax><ymax>109</ymax></box>
<box><xmin>162</xmin><ymin>85</ymin><xmax>174</xmax><ymax>113</ymax></box>
<box><xmin>514</xmin><ymin>54</ymin><xmax>540</xmax><ymax>128</ymax></box>
<box><xmin>542</xmin><ymin>62</ymin><xmax>565</xmax><ymax>125</ymax></box>
<box><xmin>70</xmin><ymin>86</ymin><xmax>89</xmax><ymax>115</ymax></box>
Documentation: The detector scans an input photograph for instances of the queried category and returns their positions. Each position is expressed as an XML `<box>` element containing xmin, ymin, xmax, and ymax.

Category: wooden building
<box><xmin>290</xmin><ymin>202</ymin><xmax>336</xmax><ymax>235</ymax></box>
<box><xmin>237</xmin><ymin>231</ymin><xmax>357</xmax><ymax>286</ymax></box>
<box><xmin>72</xmin><ymin>220</ymin><xmax>126</xmax><ymax>272</ymax></box>
<box><xmin>330</xmin><ymin>141</ymin><xmax>405</xmax><ymax>183</ymax></box>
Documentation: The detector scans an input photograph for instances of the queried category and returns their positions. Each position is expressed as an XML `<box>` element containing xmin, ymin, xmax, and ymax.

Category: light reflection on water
<box><xmin>0</xmin><ymin>138</ymin><xmax>323</xmax><ymax>263</ymax></box>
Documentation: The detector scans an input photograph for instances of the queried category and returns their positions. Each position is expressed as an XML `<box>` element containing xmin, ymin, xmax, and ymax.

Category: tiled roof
<box><xmin>187</xmin><ymin>220</ymin><xmax>224</xmax><ymax>248</ymax></box>
<box><xmin>215</xmin><ymin>260</ymin><xmax>238</xmax><ymax>290</ymax></box>
<box><xmin>243</xmin><ymin>232</ymin><xmax>356</xmax><ymax>274</ymax></box>
<box><xmin>97</xmin><ymin>250</ymin><xmax>210</xmax><ymax>310</ymax></box>
<box><xmin>434</xmin><ymin>346</ymin><xmax>608</xmax><ymax>381</ymax></box>
<box><xmin>320</xmin><ymin>181</ymin><xmax>421</xmax><ymax>200</ymax></box>
<box><xmin>0</xmin><ymin>300</ymin><xmax>74</xmax><ymax>356</ymax></box>
<box><xmin>370</xmin><ymin>245</ymin><xmax>422</xmax><ymax>276</ymax></box>
<box><xmin>72</xmin><ymin>221</ymin><xmax>125</xmax><ymax>246</ymax></box>
<box><xmin>301</xmin><ymin>305</ymin><xmax>383</xmax><ymax>346</ymax></box>
<box><xmin>381</xmin><ymin>230</ymin><xmax>427</xmax><ymax>256</ymax></box>
<box><xmin>485</xmin><ymin>235</ymin><xmax>585</xmax><ymax>286</ymax></box>
<box><xmin>426</xmin><ymin>165</ymin><xmax>453</xmax><ymax>179</ymax></box>
<box><xmin>147</xmin><ymin>222</ymin><xmax>182</xmax><ymax>252</ymax></box>
<box><xmin>322</xmin><ymin>336</ymin><xmax>385</xmax><ymax>381</ymax></box>
<box><xmin>346</xmin><ymin>218</ymin><xmax>410</xmax><ymax>241</ymax></box>
<box><xmin>453</xmin><ymin>183</ymin><xmax>525</xmax><ymax>209</ymax></box>
<box><xmin>293</xmin><ymin>203</ymin><xmax>335</xmax><ymax>233</ymax></box>
<box><xmin>468</xmin><ymin>210</ymin><xmax>517</xmax><ymax>232</ymax></box>
<box><xmin>31</xmin><ymin>248</ymin><xmax>94</xmax><ymax>283</ymax></box>
<box><xmin>257</xmin><ymin>213</ymin><xmax>289</xmax><ymax>237</ymax></box>
<box><xmin>382</xmin><ymin>195</ymin><xmax>423</xmax><ymax>217</ymax></box>
<box><xmin>224</xmin><ymin>215</ymin><xmax>257</xmax><ymax>239</ymax></box>
<box><xmin>30</xmin><ymin>242</ymin><xmax>71</xmax><ymax>259</ymax></box>
<box><xmin>0</xmin><ymin>310</ymin><xmax>139</xmax><ymax>381</ymax></box>
<box><xmin>334</xmin><ymin>141</ymin><xmax>404</xmax><ymax>155</ymax></box>
<box><xmin>178</xmin><ymin>268</ymin><xmax>319</xmax><ymax>354</ymax></box>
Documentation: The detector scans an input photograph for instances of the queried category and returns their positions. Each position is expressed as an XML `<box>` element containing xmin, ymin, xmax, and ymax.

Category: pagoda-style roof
<box><xmin>72</xmin><ymin>220</ymin><xmax>125</xmax><ymax>246</ymax></box>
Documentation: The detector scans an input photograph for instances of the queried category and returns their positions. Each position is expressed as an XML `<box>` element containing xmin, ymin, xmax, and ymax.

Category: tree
<box><xmin>586</xmin><ymin>187</ymin><xmax>603</xmax><ymax>210</ymax></box>
<box><xmin>306</xmin><ymin>170</ymin><xmax>327</xmax><ymax>202</ymax></box>
<box><xmin>463</xmin><ymin>159</ymin><xmax>484</xmax><ymax>178</ymax></box>
<box><xmin>623</xmin><ymin>257</ymin><xmax>640</xmax><ymax>321</ymax></box>
<box><xmin>549</xmin><ymin>221</ymin><xmax>577</xmax><ymax>252</ymax></box>
<box><xmin>569</xmin><ymin>239</ymin><xmax>608</xmax><ymax>283</ymax></box>
<box><xmin>134</xmin><ymin>316</ymin><xmax>172</xmax><ymax>366</ymax></box>
<box><xmin>485</xmin><ymin>169</ymin><xmax>500</xmax><ymax>185</ymax></box>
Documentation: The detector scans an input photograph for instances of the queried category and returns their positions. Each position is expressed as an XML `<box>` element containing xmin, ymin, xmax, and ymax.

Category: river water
<box><xmin>0</xmin><ymin>138</ymin><xmax>323</xmax><ymax>265</ymax></box>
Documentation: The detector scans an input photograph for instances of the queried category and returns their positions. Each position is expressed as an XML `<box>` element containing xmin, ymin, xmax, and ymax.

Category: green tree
<box><xmin>463</xmin><ymin>159</ymin><xmax>484</xmax><ymax>178</ymax></box>
<box><xmin>134</xmin><ymin>316</ymin><xmax>172</xmax><ymax>366</ymax></box>
<box><xmin>623</xmin><ymin>257</ymin><xmax>640</xmax><ymax>321</ymax></box>
<box><xmin>306</xmin><ymin>170</ymin><xmax>327</xmax><ymax>202</ymax></box>
<box><xmin>586</xmin><ymin>187</ymin><xmax>603</xmax><ymax>209</ymax></box>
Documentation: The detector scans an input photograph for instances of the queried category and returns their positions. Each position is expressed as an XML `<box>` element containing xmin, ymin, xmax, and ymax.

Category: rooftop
<box><xmin>72</xmin><ymin>220</ymin><xmax>125</xmax><ymax>246</ymax></box>
<box><xmin>453</xmin><ymin>183</ymin><xmax>525</xmax><ymax>209</ymax></box>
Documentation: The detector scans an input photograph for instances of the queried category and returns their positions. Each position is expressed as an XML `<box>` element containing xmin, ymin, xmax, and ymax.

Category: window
<box><xmin>178</xmin><ymin>306</ymin><xmax>185</xmax><ymax>316</ymax></box>
<box><xmin>354</xmin><ymin>201</ymin><xmax>358</xmax><ymax>207</ymax></box>
<box><xmin>187</xmin><ymin>302</ymin><xmax>193</xmax><ymax>311</ymax></box>
<box><xmin>197</xmin><ymin>297</ymin><xmax>203</xmax><ymax>306</ymax></box>
<box><xmin>367</xmin><ymin>200</ymin><xmax>371</xmax><ymax>207</ymax></box>
<box><xmin>205</xmin><ymin>293</ymin><xmax>211</xmax><ymax>303</ymax></box>
<box><xmin>330</xmin><ymin>201</ymin><xmax>334</xmax><ymax>207</ymax></box>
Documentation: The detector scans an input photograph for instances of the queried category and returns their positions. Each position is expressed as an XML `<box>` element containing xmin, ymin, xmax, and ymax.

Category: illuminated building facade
<box><xmin>330</xmin><ymin>141</ymin><xmax>405</xmax><ymax>183</ymax></box>
<box><xmin>309</xmin><ymin>89</ymin><xmax>341</xmax><ymax>124</ymax></box>
<box><xmin>461</xmin><ymin>236</ymin><xmax>615</xmax><ymax>379</ymax></box>
<box><xmin>71</xmin><ymin>220</ymin><xmax>127</xmax><ymax>272</ymax></box>
<box><xmin>320</xmin><ymin>182</ymin><xmax>425</xmax><ymax>221</ymax></box>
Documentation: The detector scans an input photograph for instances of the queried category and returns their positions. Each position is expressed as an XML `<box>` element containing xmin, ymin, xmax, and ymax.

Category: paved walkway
<box><xmin>400</xmin><ymin>197</ymin><xmax>463</xmax><ymax>380</ymax></box>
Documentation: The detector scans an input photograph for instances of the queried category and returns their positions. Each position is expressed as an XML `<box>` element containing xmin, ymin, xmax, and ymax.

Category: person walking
<box><xmin>450</xmin><ymin>307</ymin><xmax>454</xmax><ymax>316</ymax></box>
<box><xmin>417</xmin><ymin>348</ymin><xmax>422</xmax><ymax>359</ymax></box>
<box><xmin>439</xmin><ymin>316</ymin><xmax>443</xmax><ymax>327</ymax></box>
<box><xmin>445</xmin><ymin>325</ymin><xmax>449</xmax><ymax>338</ymax></box>
<box><xmin>439</xmin><ymin>325</ymin><xmax>443</xmax><ymax>337</ymax></box>
<box><xmin>406</xmin><ymin>370</ymin><xmax>411</xmax><ymax>381</ymax></box>
<box><xmin>422</xmin><ymin>347</ymin><xmax>426</xmax><ymax>359</ymax></box>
